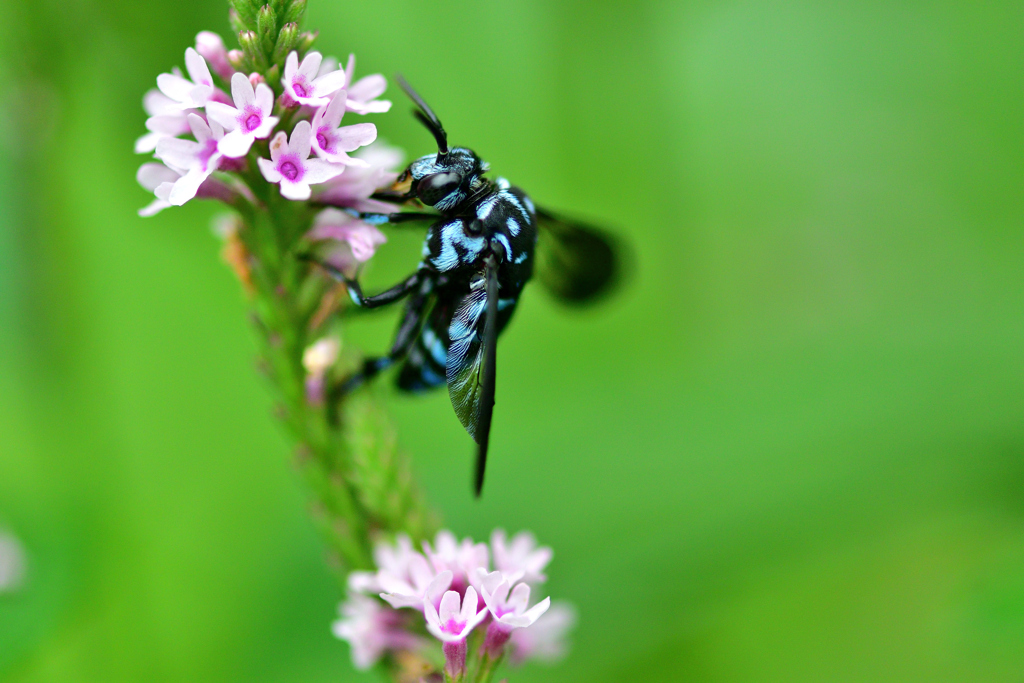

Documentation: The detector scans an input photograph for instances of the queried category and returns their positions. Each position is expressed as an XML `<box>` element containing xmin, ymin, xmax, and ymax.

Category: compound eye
<box><xmin>417</xmin><ymin>172</ymin><xmax>463</xmax><ymax>206</ymax></box>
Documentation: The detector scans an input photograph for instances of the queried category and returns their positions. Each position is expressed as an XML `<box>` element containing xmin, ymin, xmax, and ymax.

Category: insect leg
<box><xmin>345</xmin><ymin>210</ymin><xmax>437</xmax><ymax>227</ymax></box>
<box><xmin>332</xmin><ymin>275</ymin><xmax>435</xmax><ymax>396</ymax></box>
<box><xmin>302</xmin><ymin>254</ymin><xmax>422</xmax><ymax>309</ymax></box>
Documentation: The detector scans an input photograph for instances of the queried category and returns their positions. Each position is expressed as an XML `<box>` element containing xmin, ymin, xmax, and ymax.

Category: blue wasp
<box><xmin>308</xmin><ymin>78</ymin><xmax>618</xmax><ymax>495</ymax></box>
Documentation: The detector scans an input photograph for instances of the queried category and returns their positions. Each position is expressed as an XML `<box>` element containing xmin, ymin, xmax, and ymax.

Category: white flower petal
<box><xmin>257</xmin><ymin>157</ymin><xmax>283</xmax><ymax>183</ymax></box>
<box><xmin>254</xmin><ymin>82</ymin><xmax>274</xmax><ymax>115</ymax></box>
<box><xmin>311</xmin><ymin>70</ymin><xmax>347</xmax><ymax>97</ymax></box>
<box><xmin>205</xmin><ymin>101</ymin><xmax>240</xmax><ymax>131</ymax></box>
<box><xmin>299</xmin><ymin>51</ymin><xmax>323</xmax><ymax>79</ymax></box>
<box><xmin>290</xmin><ymin>120</ymin><xmax>313</xmax><ymax>158</ymax></box>
<box><xmin>303</xmin><ymin>159</ymin><xmax>345</xmax><ymax>185</ymax></box>
<box><xmin>348</xmin><ymin>73</ymin><xmax>386</xmax><ymax>102</ymax></box>
<box><xmin>155</xmin><ymin>136</ymin><xmax>201</xmax><ymax>170</ymax></box>
<box><xmin>230</xmin><ymin>72</ymin><xmax>256</xmax><ymax>108</ymax></box>
<box><xmin>336</xmin><ymin>123</ymin><xmax>377</xmax><ymax>152</ymax></box>
<box><xmin>184</xmin><ymin>47</ymin><xmax>213</xmax><ymax>87</ymax></box>
<box><xmin>438</xmin><ymin>590</ymin><xmax>462</xmax><ymax>623</ymax></box>
<box><xmin>218</xmin><ymin>130</ymin><xmax>254</xmax><ymax>158</ymax></box>
<box><xmin>284</xmin><ymin>51</ymin><xmax>299</xmax><ymax>80</ymax></box>
<box><xmin>280</xmin><ymin>181</ymin><xmax>312</xmax><ymax>200</ymax></box>
<box><xmin>156</xmin><ymin>72</ymin><xmax>194</xmax><ymax>104</ymax></box>
<box><xmin>168</xmin><ymin>167</ymin><xmax>208</xmax><ymax>205</ymax></box>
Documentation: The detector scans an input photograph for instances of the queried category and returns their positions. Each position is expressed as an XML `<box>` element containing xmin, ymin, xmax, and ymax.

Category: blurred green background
<box><xmin>1</xmin><ymin>0</ymin><xmax>1022</xmax><ymax>680</ymax></box>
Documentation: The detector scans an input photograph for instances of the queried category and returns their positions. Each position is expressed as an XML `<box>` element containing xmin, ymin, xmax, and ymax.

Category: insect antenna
<box><xmin>395</xmin><ymin>74</ymin><xmax>449</xmax><ymax>162</ymax></box>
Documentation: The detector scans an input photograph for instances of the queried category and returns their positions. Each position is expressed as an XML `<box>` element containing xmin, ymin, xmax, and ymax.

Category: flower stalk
<box><xmin>135</xmin><ymin>1</ymin><xmax>574</xmax><ymax>678</ymax></box>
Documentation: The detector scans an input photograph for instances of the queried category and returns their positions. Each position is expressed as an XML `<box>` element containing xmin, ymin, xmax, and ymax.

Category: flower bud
<box><xmin>256</xmin><ymin>4</ymin><xmax>278</xmax><ymax>55</ymax></box>
<box><xmin>297</xmin><ymin>30</ymin><xmax>318</xmax><ymax>55</ymax></box>
<box><xmin>239</xmin><ymin>30</ymin><xmax>268</xmax><ymax>70</ymax></box>
<box><xmin>283</xmin><ymin>0</ymin><xmax>306</xmax><ymax>25</ymax></box>
<box><xmin>271</xmin><ymin>22</ymin><xmax>299</xmax><ymax>64</ymax></box>
<box><xmin>227</xmin><ymin>49</ymin><xmax>246</xmax><ymax>71</ymax></box>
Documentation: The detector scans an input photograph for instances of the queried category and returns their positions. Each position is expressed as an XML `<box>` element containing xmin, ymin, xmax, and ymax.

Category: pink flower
<box><xmin>257</xmin><ymin>121</ymin><xmax>344</xmax><ymax>200</ymax></box>
<box><xmin>311</xmin><ymin>91</ymin><xmax>377</xmax><ymax>165</ymax></box>
<box><xmin>508</xmin><ymin>602</ymin><xmax>576</xmax><ymax>664</ymax></box>
<box><xmin>207</xmin><ymin>72</ymin><xmax>279</xmax><ymax>158</ymax></box>
<box><xmin>136</xmin><ymin>162</ymin><xmax>236</xmax><ymax>216</ymax></box>
<box><xmin>424</xmin><ymin>587</ymin><xmax>489</xmax><ymax>679</ymax></box>
<box><xmin>157</xmin><ymin>48</ymin><xmax>215</xmax><ymax>109</ymax></box>
<box><xmin>136</xmin><ymin>163</ymin><xmax>179</xmax><ymax>216</ymax></box>
<box><xmin>491</xmin><ymin>529</ymin><xmax>553</xmax><ymax>584</ymax></box>
<box><xmin>315</xmin><ymin>142</ymin><xmax>403</xmax><ymax>213</ymax></box>
<box><xmin>379</xmin><ymin>563</ymin><xmax>452</xmax><ymax>611</ymax></box>
<box><xmin>478</xmin><ymin>572</ymin><xmax>551</xmax><ymax>658</ymax></box>
<box><xmin>282</xmin><ymin>51</ymin><xmax>347</xmax><ymax>108</ymax></box>
<box><xmin>332</xmin><ymin>594</ymin><xmax>421</xmax><ymax>670</ymax></box>
<box><xmin>307</xmin><ymin>209</ymin><xmax>387</xmax><ymax>273</ymax></box>
<box><xmin>341</xmin><ymin>54</ymin><xmax>392</xmax><ymax>114</ymax></box>
<box><xmin>135</xmin><ymin>90</ymin><xmax>192</xmax><ymax>154</ymax></box>
<box><xmin>154</xmin><ymin>114</ymin><xmax>225</xmax><ymax>205</ymax></box>
<box><xmin>423</xmin><ymin>531</ymin><xmax>490</xmax><ymax>596</ymax></box>
<box><xmin>195</xmin><ymin>31</ymin><xmax>234</xmax><ymax>82</ymax></box>
<box><xmin>302</xmin><ymin>337</ymin><xmax>340</xmax><ymax>406</ymax></box>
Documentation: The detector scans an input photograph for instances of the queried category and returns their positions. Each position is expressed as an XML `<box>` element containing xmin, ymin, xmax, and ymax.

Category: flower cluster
<box><xmin>135</xmin><ymin>31</ymin><xmax>395</xmax><ymax>269</ymax></box>
<box><xmin>334</xmin><ymin>530</ymin><xmax>575</xmax><ymax>681</ymax></box>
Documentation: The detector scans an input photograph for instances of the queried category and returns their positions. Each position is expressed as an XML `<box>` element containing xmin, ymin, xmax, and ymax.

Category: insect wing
<box><xmin>445</xmin><ymin>258</ymin><xmax>500</xmax><ymax>494</ymax></box>
<box><xmin>535</xmin><ymin>208</ymin><xmax>620</xmax><ymax>304</ymax></box>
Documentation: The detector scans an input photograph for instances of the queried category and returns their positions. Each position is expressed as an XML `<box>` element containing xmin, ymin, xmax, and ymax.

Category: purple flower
<box><xmin>310</xmin><ymin>91</ymin><xmax>378</xmax><ymax>165</ymax></box>
<box><xmin>424</xmin><ymin>587</ymin><xmax>488</xmax><ymax>680</ymax></box>
<box><xmin>508</xmin><ymin>602</ymin><xmax>576</xmax><ymax>665</ymax></box>
<box><xmin>341</xmin><ymin>54</ymin><xmax>392</xmax><ymax>114</ymax></box>
<box><xmin>478</xmin><ymin>572</ymin><xmax>551</xmax><ymax>658</ymax></box>
<box><xmin>282</xmin><ymin>51</ymin><xmax>347</xmax><ymax>108</ymax></box>
<box><xmin>195</xmin><ymin>31</ymin><xmax>234</xmax><ymax>82</ymax></box>
<box><xmin>135</xmin><ymin>90</ymin><xmax>192</xmax><ymax>154</ymax></box>
<box><xmin>257</xmin><ymin>121</ymin><xmax>344</xmax><ymax>200</ymax></box>
<box><xmin>154</xmin><ymin>113</ymin><xmax>225</xmax><ymax>206</ymax></box>
<box><xmin>491</xmin><ymin>529</ymin><xmax>553</xmax><ymax>584</ymax></box>
<box><xmin>315</xmin><ymin>142</ymin><xmax>404</xmax><ymax>213</ymax></box>
<box><xmin>157</xmin><ymin>47</ymin><xmax>215</xmax><ymax>109</ymax></box>
<box><xmin>207</xmin><ymin>72</ymin><xmax>279</xmax><ymax>158</ymax></box>
<box><xmin>332</xmin><ymin>593</ymin><xmax>422</xmax><ymax>670</ymax></box>
<box><xmin>307</xmin><ymin>209</ymin><xmax>387</xmax><ymax>273</ymax></box>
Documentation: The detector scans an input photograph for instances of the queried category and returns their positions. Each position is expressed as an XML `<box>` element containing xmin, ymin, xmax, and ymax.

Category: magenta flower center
<box><xmin>316</xmin><ymin>130</ymin><xmax>332</xmax><ymax>153</ymax></box>
<box><xmin>240</xmin><ymin>106</ymin><xmax>262</xmax><ymax>132</ymax></box>
<box><xmin>279</xmin><ymin>160</ymin><xmax>301</xmax><ymax>181</ymax></box>
<box><xmin>198</xmin><ymin>139</ymin><xmax>219</xmax><ymax>172</ymax></box>
<box><xmin>442</xmin><ymin>618</ymin><xmax>466</xmax><ymax>635</ymax></box>
<box><xmin>292</xmin><ymin>79</ymin><xmax>309</xmax><ymax>98</ymax></box>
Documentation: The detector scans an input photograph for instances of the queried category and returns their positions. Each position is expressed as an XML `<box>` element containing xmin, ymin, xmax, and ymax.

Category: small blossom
<box><xmin>195</xmin><ymin>31</ymin><xmax>234</xmax><ymax>81</ymax></box>
<box><xmin>423</xmin><ymin>531</ymin><xmax>490</xmax><ymax>596</ymax></box>
<box><xmin>206</xmin><ymin>72</ymin><xmax>279</xmax><ymax>158</ymax></box>
<box><xmin>154</xmin><ymin>113</ymin><xmax>225</xmax><ymax>206</ymax></box>
<box><xmin>311</xmin><ymin>91</ymin><xmax>377</xmax><ymax>165</ymax></box>
<box><xmin>258</xmin><ymin>121</ymin><xmax>344</xmax><ymax>200</ymax></box>
<box><xmin>136</xmin><ymin>162</ymin><xmax>180</xmax><ymax>216</ymax></box>
<box><xmin>282</xmin><ymin>50</ymin><xmax>347</xmax><ymax>108</ymax></box>
<box><xmin>479</xmin><ymin>572</ymin><xmax>551</xmax><ymax>658</ymax></box>
<box><xmin>0</xmin><ymin>531</ymin><xmax>26</xmax><ymax>593</ymax></box>
<box><xmin>307</xmin><ymin>208</ymin><xmax>387</xmax><ymax>274</ymax></box>
<box><xmin>341</xmin><ymin>54</ymin><xmax>392</xmax><ymax>114</ymax></box>
<box><xmin>315</xmin><ymin>142</ymin><xmax>404</xmax><ymax>213</ymax></box>
<box><xmin>424</xmin><ymin>587</ymin><xmax>487</xmax><ymax>642</ymax></box>
<box><xmin>491</xmin><ymin>529</ymin><xmax>553</xmax><ymax>584</ymax></box>
<box><xmin>332</xmin><ymin>593</ymin><xmax>421</xmax><ymax>670</ymax></box>
<box><xmin>157</xmin><ymin>47</ymin><xmax>215</xmax><ymax>109</ymax></box>
<box><xmin>135</xmin><ymin>90</ymin><xmax>191</xmax><ymax>154</ymax></box>
<box><xmin>508</xmin><ymin>602</ymin><xmax>576</xmax><ymax>665</ymax></box>
<box><xmin>424</xmin><ymin>587</ymin><xmax>488</xmax><ymax>679</ymax></box>
<box><xmin>380</xmin><ymin>563</ymin><xmax>452</xmax><ymax>611</ymax></box>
